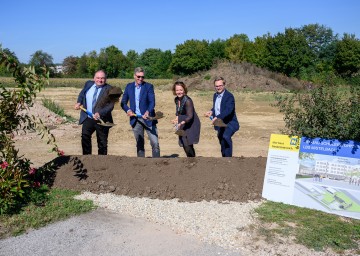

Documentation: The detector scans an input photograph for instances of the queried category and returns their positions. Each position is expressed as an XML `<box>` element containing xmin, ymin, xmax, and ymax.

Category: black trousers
<box><xmin>81</xmin><ymin>118</ymin><xmax>110</xmax><ymax>155</ymax></box>
<box><xmin>183</xmin><ymin>144</ymin><xmax>196</xmax><ymax>157</ymax></box>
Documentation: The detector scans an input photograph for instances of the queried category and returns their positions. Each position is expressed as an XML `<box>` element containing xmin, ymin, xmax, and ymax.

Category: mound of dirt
<box><xmin>178</xmin><ymin>61</ymin><xmax>303</xmax><ymax>92</ymax></box>
<box><xmin>50</xmin><ymin>155</ymin><xmax>266</xmax><ymax>202</ymax></box>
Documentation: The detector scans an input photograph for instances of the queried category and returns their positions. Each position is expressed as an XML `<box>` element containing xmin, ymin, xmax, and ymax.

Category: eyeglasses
<box><xmin>136</xmin><ymin>76</ymin><xmax>144</xmax><ymax>79</ymax></box>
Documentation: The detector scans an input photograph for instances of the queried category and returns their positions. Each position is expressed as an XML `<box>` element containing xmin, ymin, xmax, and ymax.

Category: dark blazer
<box><xmin>120</xmin><ymin>81</ymin><xmax>157</xmax><ymax>127</ymax></box>
<box><xmin>211</xmin><ymin>89</ymin><xmax>240</xmax><ymax>132</ymax></box>
<box><xmin>77</xmin><ymin>80</ymin><xmax>114</xmax><ymax>124</ymax></box>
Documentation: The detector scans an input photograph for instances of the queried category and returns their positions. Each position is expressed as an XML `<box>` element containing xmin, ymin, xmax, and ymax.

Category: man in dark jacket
<box><xmin>74</xmin><ymin>70</ymin><xmax>115</xmax><ymax>155</ymax></box>
<box><xmin>120</xmin><ymin>67</ymin><xmax>160</xmax><ymax>157</ymax></box>
<box><xmin>205</xmin><ymin>76</ymin><xmax>240</xmax><ymax>157</ymax></box>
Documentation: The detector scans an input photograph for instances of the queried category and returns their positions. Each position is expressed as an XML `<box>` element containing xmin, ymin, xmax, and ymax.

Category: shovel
<box><xmin>79</xmin><ymin>106</ymin><xmax>116</xmax><ymax>127</ymax></box>
<box><xmin>132</xmin><ymin>111</ymin><xmax>164</xmax><ymax>121</ymax></box>
<box><xmin>210</xmin><ymin>116</ymin><xmax>227</xmax><ymax>127</ymax></box>
<box><xmin>174</xmin><ymin>123</ymin><xmax>186</xmax><ymax>136</ymax></box>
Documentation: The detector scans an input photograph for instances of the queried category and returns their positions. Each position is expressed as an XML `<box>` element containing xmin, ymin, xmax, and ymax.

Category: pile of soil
<box><xmin>50</xmin><ymin>155</ymin><xmax>266</xmax><ymax>202</ymax></box>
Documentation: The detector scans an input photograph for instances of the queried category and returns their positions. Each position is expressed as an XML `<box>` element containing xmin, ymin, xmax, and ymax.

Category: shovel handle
<box><xmin>79</xmin><ymin>106</ymin><xmax>94</xmax><ymax>117</ymax></box>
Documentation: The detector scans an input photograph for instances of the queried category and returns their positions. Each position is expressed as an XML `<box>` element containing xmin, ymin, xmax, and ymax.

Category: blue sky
<box><xmin>1</xmin><ymin>0</ymin><xmax>359</xmax><ymax>64</ymax></box>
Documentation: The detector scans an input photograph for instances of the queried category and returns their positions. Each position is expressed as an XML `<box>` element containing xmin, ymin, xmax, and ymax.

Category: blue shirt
<box><xmin>215</xmin><ymin>91</ymin><xmax>224</xmax><ymax>116</ymax></box>
<box><xmin>135</xmin><ymin>83</ymin><xmax>142</xmax><ymax>116</ymax></box>
<box><xmin>86</xmin><ymin>83</ymin><xmax>102</xmax><ymax>116</ymax></box>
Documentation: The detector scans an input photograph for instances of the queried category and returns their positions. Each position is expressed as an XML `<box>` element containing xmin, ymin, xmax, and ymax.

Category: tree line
<box><xmin>1</xmin><ymin>23</ymin><xmax>359</xmax><ymax>85</ymax></box>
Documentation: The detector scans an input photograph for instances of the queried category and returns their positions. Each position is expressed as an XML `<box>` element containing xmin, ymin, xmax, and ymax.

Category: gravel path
<box><xmin>75</xmin><ymin>192</ymin><xmax>262</xmax><ymax>251</ymax></box>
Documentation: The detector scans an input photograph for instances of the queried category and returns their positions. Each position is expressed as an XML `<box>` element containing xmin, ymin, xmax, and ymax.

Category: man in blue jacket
<box><xmin>121</xmin><ymin>67</ymin><xmax>160</xmax><ymax>157</ymax></box>
<box><xmin>74</xmin><ymin>70</ymin><xmax>114</xmax><ymax>155</ymax></box>
<box><xmin>205</xmin><ymin>76</ymin><xmax>240</xmax><ymax>157</ymax></box>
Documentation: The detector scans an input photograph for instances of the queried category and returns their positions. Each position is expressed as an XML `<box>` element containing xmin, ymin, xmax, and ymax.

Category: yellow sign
<box><xmin>269</xmin><ymin>134</ymin><xmax>300</xmax><ymax>152</ymax></box>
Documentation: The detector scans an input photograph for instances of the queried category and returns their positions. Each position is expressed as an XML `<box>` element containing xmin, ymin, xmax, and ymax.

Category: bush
<box><xmin>0</xmin><ymin>49</ymin><xmax>62</xmax><ymax>214</ymax></box>
<box><xmin>273</xmin><ymin>83</ymin><xmax>360</xmax><ymax>141</ymax></box>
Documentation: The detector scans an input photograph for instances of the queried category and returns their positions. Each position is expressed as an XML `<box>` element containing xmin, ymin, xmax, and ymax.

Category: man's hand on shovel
<box><xmin>78</xmin><ymin>105</ymin><xmax>116</xmax><ymax>127</ymax></box>
<box><xmin>129</xmin><ymin>111</ymin><xmax>164</xmax><ymax>120</ymax></box>
<box><xmin>204</xmin><ymin>111</ymin><xmax>227</xmax><ymax>127</ymax></box>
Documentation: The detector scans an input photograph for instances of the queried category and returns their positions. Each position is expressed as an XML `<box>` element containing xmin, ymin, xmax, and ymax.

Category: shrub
<box><xmin>273</xmin><ymin>83</ymin><xmax>360</xmax><ymax>141</ymax></box>
<box><xmin>0</xmin><ymin>48</ymin><xmax>62</xmax><ymax>214</ymax></box>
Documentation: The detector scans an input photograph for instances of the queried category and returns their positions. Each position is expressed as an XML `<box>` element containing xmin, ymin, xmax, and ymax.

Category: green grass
<box><xmin>41</xmin><ymin>97</ymin><xmax>76</xmax><ymax>122</ymax></box>
<box><xmin>255</xmin><ymin>200</ymin><xmax>360</xmax><ymax>253</ymax></box>
<box><xmin>0</xmin><ymin>188</ymin><xmax>95</xmax><ymax>239</ymax></box>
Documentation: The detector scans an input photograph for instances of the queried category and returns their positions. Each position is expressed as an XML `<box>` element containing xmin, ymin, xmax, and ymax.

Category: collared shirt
<box><xmin>214</xmin><ymin>91</ymin><xmax>224</xmax><ymax>116</ymax></box>
<box><xmin>86</xmin><ymin>83</ymin><xmax>102</xmax><ymax>116</ymax></box>
<box><xmin>135</xmin><ymin>83</ymin><xmax>142</xmax><ymax>116</ymax></box>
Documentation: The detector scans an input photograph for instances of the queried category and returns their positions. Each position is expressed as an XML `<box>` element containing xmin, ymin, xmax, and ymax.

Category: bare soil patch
<box><xmin>51</xmin><ymin>155</ymin><xmax>266</xmax><ymax>202</ymax></box>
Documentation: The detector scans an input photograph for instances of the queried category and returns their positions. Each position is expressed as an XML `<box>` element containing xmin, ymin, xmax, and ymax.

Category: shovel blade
<box><xmin>175</xmin><ymin>129</ymin><xmax>185</xmax><ymax>136</ymax></box>
<box><xmin>213</xmin><ymin>119</ymin><xmax>227</xmax><ymax>127</ymax></box>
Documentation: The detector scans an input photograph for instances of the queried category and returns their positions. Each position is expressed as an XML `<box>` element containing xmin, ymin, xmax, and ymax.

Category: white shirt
<box><xmin>214</xmin><ymin>91</ymin><xmax>224</xmax><ymax>116</ymax></box>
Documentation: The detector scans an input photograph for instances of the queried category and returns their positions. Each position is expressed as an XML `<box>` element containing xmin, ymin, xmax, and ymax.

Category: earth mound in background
<box><xmin>51</xmin><ymin>155</ymin><xmax>266</xmax><ymax>202</ymax></box>
<box><xmin>176</xmin><ymin>61</ymin><xmax>303</xmax><ymax>92</ymax></box>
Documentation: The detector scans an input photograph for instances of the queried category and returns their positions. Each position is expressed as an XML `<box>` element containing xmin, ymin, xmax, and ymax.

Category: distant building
<box><xmin>55</xmin><ymin>65</ymin><xmax>63</xmax><ymax>73</ymax></box>
<box><xmin>50</xmin><ymin>65</ymin><xmax>63</xmax><ymax>73</ymax></box>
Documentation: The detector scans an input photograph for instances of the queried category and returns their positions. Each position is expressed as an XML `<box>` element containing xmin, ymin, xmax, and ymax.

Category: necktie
<box><xmin>92</xmin><ymin>86</ymin><xmax>99</xmax><ymax>113</ymax></box>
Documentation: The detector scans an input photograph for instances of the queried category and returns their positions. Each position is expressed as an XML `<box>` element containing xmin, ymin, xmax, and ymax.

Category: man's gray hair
<box><xmin>134</xmin><ymin>67</ymin><xmax>145</xmax><ymax>74</ymax></box>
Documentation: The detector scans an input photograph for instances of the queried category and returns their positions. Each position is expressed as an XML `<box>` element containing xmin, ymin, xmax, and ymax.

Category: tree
<box><xmin>76</xmin><ymin>53</ymin><xmax>89</xmax><ymax>77</ymax></box>
<box><xmin>98</xmin><ymin>45</ymin><xmax>129</xmax><ymax>78</ymax></box>
<box><xmin>264</xmin><ymin>28</ymin><xmax>313</xmax><ymax>77</ymax></box>
<box><xmin>208</xmin><ymin>39</ymin><xmax>226</xmax><ymax>63</ymax></box>
<box><xmin>243</xmin><ymin>34</ymin><xmax>269</xmax><ymax>67</ymax></box>
<box><xmin>170</xmin><ymin>39</ymin><xmax>211</xmax><ymax>75</ymax></box>
<box><xmin>62</xmin><ymin>55</ymin><xmax>78</xmax><ymax>76</ymax></box>
<box><xmin>333</xmin><ymin>34</ymin><xmax>360</xmax><ymax>77</ymax></box>
<box><xmin>29</xmin><ymin>50</ymin><xmax>54</xmax><ymax>76</ymax></box>
<box><xmin>299</xmin><ymin>24</ymin><xmax>337</xmax><ymax>60</ymax></box>
<box><xmin>0</xmin><ymin>47</ymin><xmax>19</xmax><ymax>76</ymax></box>
<box><xmin>86</xmin><ymin>50</ymin><xmax>99</xmax><ymax>76</ymax></box>
<box><xmin>297</xmin><ymin>24</ymin><xmax>338</xmax><ymax>80</ymax></box>
<box><xmin>137</xmin><ymin>48</ymin><xmax>172</xmax><ymax>78</ymax></box>
<box><xmin>224</xmin><ymin>34</ymin><xmax>250</xmax><ymax>62</ymax></box>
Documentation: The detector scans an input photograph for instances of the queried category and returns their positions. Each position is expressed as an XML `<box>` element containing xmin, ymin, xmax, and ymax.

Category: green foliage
<box><xmin>333</xmin><ymin>34</ymin><xmax>360</xmax><ymax>77</ymax></box>
<box><xmin>137</xmin><ymin>48</ymin><xmax>173</xmax><ymax>78</ymax></box>
<box><xmin>224</xmin><ymin>33</ymin><xmax>249</xmax><ymax>62</ymax></box>
<box><xmin>29</xmin><ymin>50</ymin><xmax>55</xmax><ymax>77</ymax></box>
<box><xmin>98</xmin><ymin>45</ymin><xmax>131</xmax><ymax>78</ymax></box>
<box><xmin>208</xmin><ymin>39</ymin><xmax>226</xmax><ymax>62</ymax></box>
<box><xmin>0</xmin><ymin>188</ymin><xmax>95</xmax><ymax>238</ymax></box>
<box><xmin>264</xmin><ymin>28</ymin><xmax>314</xmax><ymax>77</ymax></box>
<box><xmin>273</xmin><ymin>84</ymin><xmax>360</xmax><ymax>141</ymax></box>
<box><xmin>62</xmin><ymin>55</ymin><xmax>79</xmax><ymax>76</ymax></box>
<box><xmin>170</xmin><ymin>39</ymin><xmax>212</xmax><ymax>75</ymax></box>
<box><xmin>0</xmin><ymin>48</ymin><xmax>63</xmax><ymax>214</ymax></box>
<box><xmin>255</xmin><ymin>201</ymin><xmax>360</xmax><ymax>252</ymax></box>
<box><xmin>243</xmin><ymin>34</ymin><xmax>269</xmax><ymax>67</ymax></box>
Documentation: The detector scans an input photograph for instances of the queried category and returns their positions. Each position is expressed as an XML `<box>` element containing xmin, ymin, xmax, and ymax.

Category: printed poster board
<box><xmin>262</xmin><ymin>134</ymin><xmax>360</xmax><ymax>220</ymax></box>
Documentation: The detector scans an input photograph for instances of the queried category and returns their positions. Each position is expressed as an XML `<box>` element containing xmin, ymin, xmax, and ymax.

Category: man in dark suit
<box><xmin>120</xmin><ymin>67</ymin><xmax>160</xmax><ymax>157</ymax></box>
<box><xmin>205</xmin><ymin>76</ymin><xmax>240</xmax><ymax>157</ymax></box>
<box><xmin>74</xmin><ymin>70</ymin><xmax>114</xmax><ymax>155</ymax></box>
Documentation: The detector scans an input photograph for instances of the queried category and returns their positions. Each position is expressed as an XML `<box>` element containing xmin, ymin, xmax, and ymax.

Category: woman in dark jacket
<box><xmin>171</xmin><ymin>81</ymin><xmax>201</xmax><ymax>157</ymax></box>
